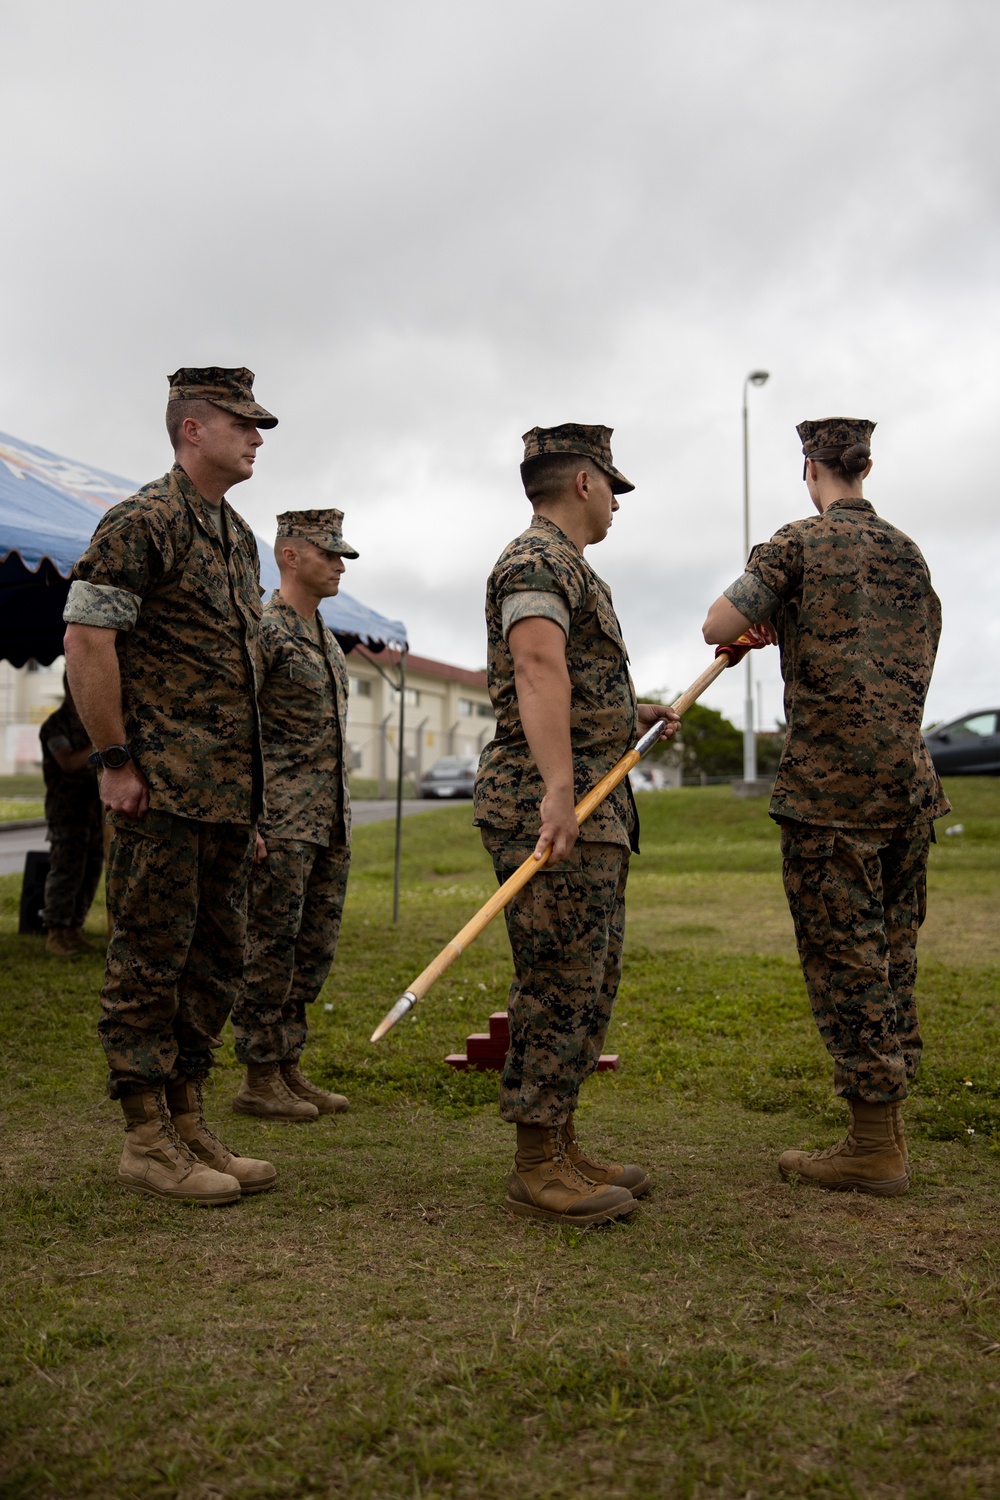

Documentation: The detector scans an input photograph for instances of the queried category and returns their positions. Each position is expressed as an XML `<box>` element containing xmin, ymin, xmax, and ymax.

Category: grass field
<box><xmin>1</xmin><ymin>780</ymin><xmax>998</xmax><ymax>1499</ymax></box>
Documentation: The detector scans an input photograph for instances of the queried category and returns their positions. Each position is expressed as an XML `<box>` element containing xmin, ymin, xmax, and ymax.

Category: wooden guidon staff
<box><xmin>370</xmin><ymin>639</ymin><xmax>756</xmax><ymax>1043</ymax></box>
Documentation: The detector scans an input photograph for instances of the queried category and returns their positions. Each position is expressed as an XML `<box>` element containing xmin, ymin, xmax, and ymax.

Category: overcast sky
<box><xmin>2</xmin><ymin>0</ymin><xmax>998</xmax><ymax>729</ymax></box>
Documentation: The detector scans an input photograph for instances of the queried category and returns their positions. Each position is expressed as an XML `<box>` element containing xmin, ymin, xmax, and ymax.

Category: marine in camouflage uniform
<box><xmin>231</xmin><ymin>509</ymin><xmax>357</xmax><ymax>1122</ymax></box>
<box><xmin>62</xmin><ymin>367</ymin><xmax>279</xmax><ymax>1205</ymax></box>
<box><xmin>39</xmin><ymin>687</ymin><xmax>103</xmax><ymax>956</ymax></box>
<box><xmin>705</xmin><ymin>416</ymin><xmax>950</xmax><ymax>1195</ymax></box>
<box><xmin>475</xmin><ymin>423</ymin><xmax>679</xmax><ymax>1226</ymax></box>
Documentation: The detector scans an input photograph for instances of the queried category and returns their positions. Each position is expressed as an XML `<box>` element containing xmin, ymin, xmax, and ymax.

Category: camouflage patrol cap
<box><xmin>276</xmin><ymin>508</ymin><xmax>359</xmax><ymax>559</ymax></box>
<box><xmin>521</xmin><ymin>423</ymin><xmax>635</xmax><ymax>494</ymax></box>
<box><xmin>167</xmin><ymin>367</ymin><xmax>278</xmax><ymax>429</ymax></box>
<box><xmin>797</xmin><ymin>416</ymin><xmax>875</xmax><ymax>474</ymax></box>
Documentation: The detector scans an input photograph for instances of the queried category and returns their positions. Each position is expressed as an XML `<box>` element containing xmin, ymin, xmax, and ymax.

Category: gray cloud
<box><xmin>2</xmin><ymin>0</ymin><xmax>997</xmax><ymax>727</ymax></box>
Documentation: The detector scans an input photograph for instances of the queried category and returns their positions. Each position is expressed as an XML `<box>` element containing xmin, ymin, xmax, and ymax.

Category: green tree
<box><xmin>639</xmin><ymin>690</ymin><xmax>743</xmax><ymax>780</ymax></box>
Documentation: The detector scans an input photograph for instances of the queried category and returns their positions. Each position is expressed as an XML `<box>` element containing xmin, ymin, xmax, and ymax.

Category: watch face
<box><xmin>101</xmin><ymin>746</ymin><xmax>131</xmax><ymax>770</ymax></box>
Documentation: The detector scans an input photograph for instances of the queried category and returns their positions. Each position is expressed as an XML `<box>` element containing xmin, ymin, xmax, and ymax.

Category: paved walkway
<box><xmin>0</xmin><ymin>798</ymin><xmax>458</xmax><ymax>877</ymax></box>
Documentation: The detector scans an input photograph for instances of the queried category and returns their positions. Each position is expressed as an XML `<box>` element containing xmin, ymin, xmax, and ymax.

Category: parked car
<box><xmin>418</xmin><ymin>755</ymin><xmax>479</xmax><ymax>798</ymax></box>
<box><xmin>924</xmin><ymin>710</ymin><xmax>1000</xmax><ymax>776</ymax></box>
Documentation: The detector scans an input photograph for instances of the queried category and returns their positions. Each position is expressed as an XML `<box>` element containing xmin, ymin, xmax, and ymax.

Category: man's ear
<box><xmin>574</xmin><ymin>467</ymin><xmax>591</xmax><ymax>501</ymax></box>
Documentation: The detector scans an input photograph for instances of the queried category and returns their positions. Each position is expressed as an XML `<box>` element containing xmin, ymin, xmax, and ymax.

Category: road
<box><xmin>0</xmin><ymin>798</ymin><xmax>458</xmax><ymax>877</ymax></box>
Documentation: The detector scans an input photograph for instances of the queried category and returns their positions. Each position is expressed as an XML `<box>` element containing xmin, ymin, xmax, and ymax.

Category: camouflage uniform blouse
<box><xmin>255</xmin><ymin>591</ymin><xmax>351</xmax><ymax>847</ymax></box>
<box><xmin>475</xmin><ymin>514</ymin><xmax>638</xmax><ymax>850</ymax></box>
<box><xmin>64</xmin><ymin>464</ymin><xmax>264</xmax><ymax>824</ymax></box>
<box><xmin>724</xmin><ymin>497</ymin><xmax>949</xmax><ymax>828</ymax></box>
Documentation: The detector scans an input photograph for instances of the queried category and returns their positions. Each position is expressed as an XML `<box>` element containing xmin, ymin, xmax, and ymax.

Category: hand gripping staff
<box><xmin>370</xmin><ymin>635</ymin><xmax>761</xmax><ymax>1043</ymax></box>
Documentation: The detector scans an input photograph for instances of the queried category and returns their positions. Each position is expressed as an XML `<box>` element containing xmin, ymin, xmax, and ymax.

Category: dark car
<box><xmin>418</xmin><ymin>755</ymin><xmax>479</xmax><ymax>799</ymax></box>
<box><xmin>924</xmin><ymin>710</ymin><xmax>1000</xmax><ymax>776</ymax></box>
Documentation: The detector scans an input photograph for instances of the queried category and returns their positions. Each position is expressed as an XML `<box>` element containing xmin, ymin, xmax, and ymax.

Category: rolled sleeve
<box><xmin>501</xmin><ymin>590</ymin><xmax>571</xmax><ymax>641</ymax></box>
<box><xmin>723</xmin><ymin>572</ymin><xmax>780</xmax><ymax>624</ymax></box>
<box><xmin>63</xmin><ymin>580</ymin><xmax>140</xmax><ymax>631</ymax></box>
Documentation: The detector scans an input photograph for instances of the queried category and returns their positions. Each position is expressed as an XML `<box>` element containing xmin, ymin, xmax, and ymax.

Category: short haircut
<box><xmin>165</xmin><ymin>398</ymin><xmax>222</xmax><ymax>451</ymax></box>
<box><xmin>520</xmin><ymin>452</ymin><xmax>598</xmax><ymax>505</ymax></box>
<box><xmin>274</xmin><ymin>535</ymin><xmax>305</xmax><ymax>572</ymax></box>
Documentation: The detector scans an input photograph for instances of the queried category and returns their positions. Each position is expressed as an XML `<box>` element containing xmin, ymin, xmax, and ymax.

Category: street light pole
<box><xmin>742</xmin><ymin>370</ymin><xmax>770</xmax><ymax>783</ymax></box>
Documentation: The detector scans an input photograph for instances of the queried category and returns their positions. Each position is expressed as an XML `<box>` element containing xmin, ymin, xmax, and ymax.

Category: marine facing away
<box><xmin>703</xmin><ymin>416</ymin><xmax>949</xmax><ymax>1195</ymax></box>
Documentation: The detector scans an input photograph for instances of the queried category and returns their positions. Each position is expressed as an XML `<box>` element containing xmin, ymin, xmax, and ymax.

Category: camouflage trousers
<box><xmin>43</xmin><ymin>820</ymin><xmax>104</xmax><ymax>928</ymax></box>
<box><xmin>99</xmin><ymin>811</ymin><xmax>254</xmax><ymax>1098</ymax></box>
<box><xmin>232</xmin><ymin>838</ymin><xmax>351</xmax><ymax>1065</ymax></box>
<box><xmin>481</xmin><ymin>830</ymin><xmax>629</xmax><ymax>1126</ymax></box>
<box><xmin>780</xmin><ymin>820</ymin><xmax>933</xmax><ymax>1103</ymax></box>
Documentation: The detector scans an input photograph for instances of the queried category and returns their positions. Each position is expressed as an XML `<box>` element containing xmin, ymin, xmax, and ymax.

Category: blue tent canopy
<box><xmin>0</xmin><ymin>428</ymin><xmax>406</xmax><ymax>665</ymax></box>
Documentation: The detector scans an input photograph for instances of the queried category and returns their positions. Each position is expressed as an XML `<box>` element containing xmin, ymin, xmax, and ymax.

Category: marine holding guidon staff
<box><xmin>704</xmin><ymin>417</ymin><xmax>950</xmax><ymax>1195</ymax></box>
<box><xmin>475</xmin><ymin>423</ymin><xmax>679</xmax><ymax>1226</ymax></box>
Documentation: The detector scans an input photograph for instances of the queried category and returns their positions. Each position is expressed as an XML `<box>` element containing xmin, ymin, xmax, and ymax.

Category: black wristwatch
<box><xmin>87</xmin><ymin>744</ymin><xmax>133</xmax><ymax>770</ymax></box>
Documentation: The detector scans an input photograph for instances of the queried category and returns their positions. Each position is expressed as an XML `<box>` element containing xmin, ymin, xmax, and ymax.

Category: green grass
<box><xmin>0</xmin><ymin>775</ymin><xmax>45</xmax><ymax>822</ymax></box>
<box><xmin>1</xmin><ymin>781</ymin><xmax>998</xmax><ymax>1498</ymax></box>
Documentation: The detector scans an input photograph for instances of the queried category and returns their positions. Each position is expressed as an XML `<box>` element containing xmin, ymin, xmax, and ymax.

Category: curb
<box><xmin>0</xmin><ymin>818</ymin><xmax>47</xmax><ymax>833</ymax></box>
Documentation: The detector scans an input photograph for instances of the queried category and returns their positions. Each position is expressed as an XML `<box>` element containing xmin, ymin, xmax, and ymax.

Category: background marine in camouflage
<box><xmin>232</xmin><ymin>508</ymin><xmax>357</xmax><ymax>1123</ymax></box>
<box><xmin>63</xmin><ymin>366</ymin><xmax>278</xmax><ymax>1206</ymax></box>
<box><xmin>38</xmin><ymin>678</ymin><xmax>102</xmax><ymax>958</ymax></box>
<box><xmin>475</xmin><ymin>422</ymin><xmax>679</xmax><ymax>1226</ymax></box>
<box><xmin>704</xmin><ymin>415</ymin><xmax>949</xmax><ymax>1196</ymax></box>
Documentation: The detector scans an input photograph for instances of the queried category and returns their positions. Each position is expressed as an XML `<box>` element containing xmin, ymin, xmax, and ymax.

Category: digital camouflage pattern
<box><xmin>475</xmin><ymin>514</ymin><xmax>638</xmax><ymax>851</ymax></box>
<box><xmin>65</xmin><ymin>464</ymin><xmax>265</xmax><ymax>824</ymax></box>
<box><xmin>781</xmin><ymin>820</ymin><xmax>932</xmax><ymax>1102</ymax></box>
<box><xmin>521</xmin><ymin>423</ymin><xmax>634</xmax><ymax>493</ymax></box>
<box><xmin>167</xmin><ymin>366</ymin><xmax>278</xmax><ymax>428</ymax></box>
<box><xmin>233</xmin><ymin>839</ymin><xmax>351</xmax><ymax>1065</ymax></box>
<box><xmin>256</xmin><ymin>591</ymin><xmax>351</xmax><ymax>845</ymax></box>
<box><xmin>481</xmin><ymin>832</ymin><xmax>628</xmax><ymax>1125</ymax></box>
<box><xmin>276</xmin><ymin>508</ymin><xmax>359</xmax><ymax>558</ymax></box>
<box><xmin>39</xmin><ymin>700</ymin><xmax>104</xmax><ymax>929</ymax></box>
<box><xmin>724</xmin><ymin>498</ymin><xmax>950</xmax><ymax>828</ymax></box>
<box><xmin>100</xmin><ymin>811</ymin><xmax>255</xmax><ymax>1098</ymax></box>
<box><xmin>797</xmin><ymin>416</ymin><xmax>876</xmax><ymax>459</ymax></box>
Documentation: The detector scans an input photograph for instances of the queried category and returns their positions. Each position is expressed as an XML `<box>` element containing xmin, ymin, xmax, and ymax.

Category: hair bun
<box><xmin>840</xmin><ymin>442</ymin><xmax>870</xmax><ymax>473</ymax></box>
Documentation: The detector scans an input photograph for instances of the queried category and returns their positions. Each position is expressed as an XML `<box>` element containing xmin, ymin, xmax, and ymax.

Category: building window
<box><xmin>350</xmin><ymin>677</ymin><xmax>373</xmax><ymax>697</ymax></box>
<box><xmin>476</xmin><ymin>702</ymin><xmax>494</xmax><ymax>719</ymax></box>
<box><xmin>390</xmin><ymin>687</ymin><xmax>420</xmax><ymax>707</ymax></box>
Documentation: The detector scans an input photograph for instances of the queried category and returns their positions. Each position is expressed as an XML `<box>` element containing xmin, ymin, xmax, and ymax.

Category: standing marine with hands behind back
<box><xmin>63</xmin><ymin>366</ymin><xmax>279</xmax><ymax>1206</ymax></box>
<box><xmin>475</xmin><ymin>423</ymin><xmax>679</xmax><ymax>1226</ymax></box>
<box><xmin>704</xmin><ymin>417</ymin><xmax>949</xmax><ymax>1196</ymax></box>
<box><xmin>231</xmin><ymin>509</ymin><xmax>356</xmax><ymax>1123</ymax></box>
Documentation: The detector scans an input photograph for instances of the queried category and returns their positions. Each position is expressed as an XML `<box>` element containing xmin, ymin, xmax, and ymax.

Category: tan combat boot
<box><xmin>233</xmin><ymin>1062</ymin><xmax>319</xmax><ymax>1122</ymax></box>
<box><xmin>166</xmin><ymin>1077</ymin><xmax>277</xmax><ymax>1194</ymax></box>
<box><xmin>45</xmin><ymin>928</ymin><xmax>80</xmax><ymax>959</ymax></box>
<box><xmin>891</xmin><ymin>1102</ymin><xmax>910</xmax><ymax>1174</ymax></box>
<box><xmin>280</xmin><ymin>1060</ymin><xmax>349</xmax><ymax>1115</ymax></box>
<box><xmin>68</xmin><ymin>927</ymin><xmax>98</xmax><ymax>954</ymax></box>
<box><xmin>504</xmin><ymin>1124</ymin><xmax>636</xmax><ymax>1226</ymax></box>
<box><xmin>563</xmin><ymin>1115</ymin><xmax>650</xmax><ymax>1197</ymax></box>
<box><xmin>778</xmin><ymin>1099</ymin><xmax>909</xmax><ymax>1196</ymax></box>
<box><xmin>118</xmin><ymin>1087</ymin><xmax>241</xmax><ymax>1205</ymax></box>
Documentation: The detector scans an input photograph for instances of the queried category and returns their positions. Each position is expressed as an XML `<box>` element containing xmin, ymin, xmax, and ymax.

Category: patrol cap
<box><xmin>167</xmin><ymin>367</ymin><xmax>278</xmax><ymax>429</ymax></box>
<box><xmin>521</xmin><ymin>422</ymin><xmax>635</xmax><ymax>494</ymax></box>
<box><xmin>797</xmin><ymin>416</ymin><xmax>875</xmax><ymax>477</ymax></box>
<box><xmin>276</xmin><ymin>508</ymin><xmax>359</xmax><ymax>559</ymax></box>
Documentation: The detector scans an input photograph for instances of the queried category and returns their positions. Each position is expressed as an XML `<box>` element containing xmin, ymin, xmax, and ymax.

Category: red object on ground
<box><xmin>445</xmin><ymin>1012</ymin><xmax>619</xmax><ymax>1073</ymax></box>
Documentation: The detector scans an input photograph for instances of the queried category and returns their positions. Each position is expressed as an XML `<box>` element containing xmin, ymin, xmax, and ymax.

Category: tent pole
<box><xmin>392</xmin><ymin>647</ymin><xmax>408</xmax><ymax>925</ymax></box>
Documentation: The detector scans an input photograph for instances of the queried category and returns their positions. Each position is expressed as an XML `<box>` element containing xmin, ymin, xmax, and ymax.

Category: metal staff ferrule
<box><xmin>370</xmin><ymin>992</ymin><xmax>417</xmax><ymax>1043</ymax></box>
<box><xmin>635</xmin><ymin>719</ymin><xmax>668</xmax><ymax>757</ymax></box>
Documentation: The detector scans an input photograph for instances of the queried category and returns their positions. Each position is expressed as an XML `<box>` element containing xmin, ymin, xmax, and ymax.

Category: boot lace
<box><xmin>154</xmin><ymin>1088</ymin><xmax>197</xmax><ymax>1164</ymax></box>
<box><xmin>189</xmin><ymin>1079</ymin><xmax>234</xmax><ymax>1157</ymax></box>
<box><xmin>553</xmin><ymin>1125</ymin><xmax>602</xmax><ymax>1190</ymax></box>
